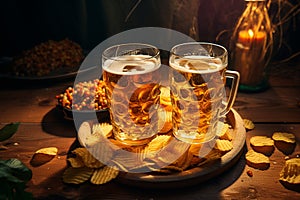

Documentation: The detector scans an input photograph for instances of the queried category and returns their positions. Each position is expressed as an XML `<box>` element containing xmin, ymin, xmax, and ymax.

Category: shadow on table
<box><xmin>41</xmin><ymin>107</ymin><xmax>77</xmax><ymax>138</ymax></box>
<box><xmin>77</xmin><ymin>149</ymin><xmax>246</xmax><ymax>200</ymax></box>
<box><xmin>33</xmin><ymin>150</ymin><xmax>246</xmax><ymax>200</ymax></box>
<box><xmin>31</xmin><ymin>129</ymin><xmax>247</xmax><ymax>200</ymax></box>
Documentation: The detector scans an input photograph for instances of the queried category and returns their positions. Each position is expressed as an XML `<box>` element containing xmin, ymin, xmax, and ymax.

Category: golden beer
<box><xmin>170</xmin><ymin>56</ymin><xmax>227</xmax><ymax>143</ymax></box>
<box><xmin>169</xmin><ymin>42</ymin><xmax>240</xmax><ymax>144</ymax></box>
<box><xmin>103</xmin><ymin>53</ymin><xmax>161</xmax><ymax>146</ymax></box>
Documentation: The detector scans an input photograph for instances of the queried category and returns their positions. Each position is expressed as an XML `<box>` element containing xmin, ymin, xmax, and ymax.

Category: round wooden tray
<box><xmin>115</xmin><ymin>109</ymin><xmax>246</xmax><ymax>188</ymax></box>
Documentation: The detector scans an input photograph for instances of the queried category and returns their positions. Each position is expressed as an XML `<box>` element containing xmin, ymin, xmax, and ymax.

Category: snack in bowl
<box><xmin>64</xmin><ymin>117</ymin><xmax>238</xmax><ymax>186</ymax></box>
<box><xmin>13</xmin><ymin>39</ymin><xmax>84</xmax><ymax>77</ymax></box>
<box><xmin>56</xmin><ymin>79</ymin><xmax>109</xmax><ymax>120</ymax></box>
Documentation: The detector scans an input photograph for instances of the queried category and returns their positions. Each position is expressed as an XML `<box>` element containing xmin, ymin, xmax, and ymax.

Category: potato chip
<box><xmin>181</xmin><ymin>151</ymin><xmax>194</xmax><ymax>170</ymax></box>
<box><xmin>157</xmin><ymin>140</ymin><xmax>190</xmax><ymax>165</ymax></box>
<box><xmin>214</xmin><ymin>139</ymin><xmax>233</xmax><ymax>152</ymax></box>
<box><xmin>250</xmin><ymin>136</ymin><xmax>274</xmax><ymax>156</ymax></box>
<box><xmin>272</xmin><ymin>132</ymin><xmax>296</xmax><ymax>144</ymax></box>
<box><xmin>72</xmin><ymin>148</ymin><xmax>104</xmax><ymax>168</ymax></box>
<box><xmin>159</xmin><ymin>86</ymin><xmax>172</xmax><ymax>111</ymax></box>
<box><xmin>158</xmin><ymin>110</ymin><xmax>173</xmax><ymax>133</ymax></box>
<box><xmin>113</xmin><ymin>150</ymin><xmax>144</xmax><ymax>170</ymax></box>
<box><xmin>93</xmin><ymin>123</ymin><xmax>113</xmax><ymax>138</ymax></box>
<box><xmin>189</xmin><ymin>143</ymin><xmax>203</xmax><ymax>156</ymax></box>
<box><xmin>197</xmin><ymin>149</ymin><xmax>222</xmax><ymax>167</ymax></box>
<box><xmin>30</xmin><ymin>147</ymin><xmax>58</xmax><ymax>167</ymax></box>
<box><xmin>35</xmin><ymin>147</ymin><xmax>58</xmax><ymax>155</ymax></box>
<box><xmin>243</xmin><ymin>119</ymin><xmax>255</xmax><ymax>130</ymax></box>
<box><xmin>279</xmin><ymin>158</ymin><xmax>300</xmax><ymax>184</ymax></box>
<box><xmin>170</xmin><ymin>149</ymin><xmax>188</xmax><ymax>168</ymax></box>
<box><xmin>77</xmin><ymin>122</ymin><xmax>92</xmax><ymax>147</ymax></box>
<box><xmin>90</xmin><ymin>166</ymin><xmax>119</xmax><ymax>185</ymax></box>
<box><xmin>63</xmin><ymin>167</ymin><xmax>94</xmax><ymax>184</ymax></box>
<box><xmin>245</xmin><ymin>149</ymin><xmax>270</xmax><ymax>170</ymax></box>
<box><xmin>144</xmin><ymin>135</ymin><xmax>172</xmax><ymax>158</ymax></box>
<box><xmin>85</xmin><ymin>133</ymin><xmax>115</xmax><ymax>163</ymax></box>
<box><xmin>67</xmin><ymin>157</ymin><xmax>85</xmax><ymax>168</ymax></box>
<box><xmin>190</xmin><ymin>156</ymin><xmax>206</xmax><ymax>167</ymax></box>
<box><xmin>127</xmin><ymin>162</ymin><xmax>156</xmax><ymax>172</ymax></box>
<box><xmin>272</xmin><ymin>132</ymin><xmax>296</xmax><ymax>155</ymax></box>
<box><xmin>250</xmin><ymin>136</ymin><xmax>274</xmax><ymax>147</ymax></box>
<box><xmin>217</xmin><ymin>122</ymin><xmax>232</xmax><ymax>141</ymax></box>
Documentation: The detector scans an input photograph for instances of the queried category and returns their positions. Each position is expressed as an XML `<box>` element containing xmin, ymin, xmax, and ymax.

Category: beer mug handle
<box><xmin>222</xmin><ymin>70</ymin><xmax>240</xmax><ymax>115</ymax></box>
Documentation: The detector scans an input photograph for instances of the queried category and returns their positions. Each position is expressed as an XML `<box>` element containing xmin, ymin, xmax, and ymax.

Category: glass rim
<box><xmin>170</xmin><ymin>42</ymin><xmax>228</xmax><ymax>59</ymax></box>
<box><xmin>102</xmin><ymin>43</ymin><xmax>160</xmax><ymax>61</ymax></box>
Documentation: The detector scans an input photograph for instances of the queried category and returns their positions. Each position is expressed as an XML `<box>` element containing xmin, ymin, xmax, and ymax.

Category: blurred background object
<box><xmin>0</xmin><ymin>0</ymin><xmax>299</xmax><ymax>62</ymax></box>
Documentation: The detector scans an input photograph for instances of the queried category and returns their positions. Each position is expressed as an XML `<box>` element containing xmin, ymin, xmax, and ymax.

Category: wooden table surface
<box><xmin>0</xmin><ymin>60</ymin><xmax>300</xmax><ymax>200</ymax></box>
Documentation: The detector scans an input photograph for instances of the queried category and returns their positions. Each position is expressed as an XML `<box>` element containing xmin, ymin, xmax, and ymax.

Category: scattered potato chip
<box><xmin>272</xmin><ymin>132</ymin><xmax>296</xmax><ymax>155</ymax></box>
<box><xmin>35</xmin><ymin>147</ymin><xmax>58</xmax><ymax>155</ymax></box>
<box><xmin>72</xmin><ymin>148</ymin><xmax>104</xmax><ymax>168</ymax></box>
<box><xmin>245</xmin><ymin>149</ymin><xmax>270</xmax><ymax>170</ymax></box>
<box><xmin>250</xmin><ymin>136</ymin><xmax>274</xmax><ymax>147</ymax></box>
<box><xmin>30</xmin><ymin>147</ymin><xmax>58</xmax><ymax>167</ymax></box>
<box><xmin>272</xmin><ymin>132</ymin><xmax>296</xmax><ymax>144</ymax></box>
<box><xmin>90</xmin><ymin>166</ymin><xmax>119</xmax><ymax>185</ymax></box>
<box><xmin>279</xmin><ymin>158</ymin><xmax>300</xmax><ymax>184</ymax></box>
<box><xmin>243</xmin><ymin>119</ymin><xmax>255</xmax><ymax>130</ymax></box>
<box><xmin>250</xmin><ymin>136</ymin><xmax>274</xmax><ymax>156</ymax></box>
<box><xmin>63</xmin><ymin>167</ymin><xmax>94</xmax><ymax>184</ymax></box>
<box><xmin>214</xmin><ymin>139</ymin><xmax>233</xmax><ymax>152</ymax></box>
<box><xmin>67</xmin><ymin>157</ymin><xmax>85</xmax><ymax>168</ymax></box>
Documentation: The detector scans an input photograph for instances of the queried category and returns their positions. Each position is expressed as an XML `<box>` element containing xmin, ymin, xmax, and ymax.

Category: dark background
<box><xmin>0</xmin><ymin>0</ymin><xmax>299</xmax><ymax>61</ymax></box>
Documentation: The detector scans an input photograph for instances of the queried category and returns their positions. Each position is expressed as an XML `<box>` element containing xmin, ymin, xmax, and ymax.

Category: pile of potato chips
<box><xmin>62</xmin><ymin>120</ymin><xmax>235</xmax><ymax>185</ymax></box>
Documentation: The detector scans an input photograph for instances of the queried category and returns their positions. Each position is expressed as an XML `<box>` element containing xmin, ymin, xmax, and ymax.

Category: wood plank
<box><xmin>222</xmin><ymin>124</ymin><xmax>300</xmax><ymax>200</ymax></box>
<box><xmin>234</xmin><ymin>86</ymin><xmax>300</xmax><ymax>123</ymax></box>
<box><xmin>269</xmin><ymin>60</ymin><xmax>300</xmax><ymax>87</ymax></box>
<box><xmin>0</xmin><ymin>82</ymin><xmax>72</xmax><ymax>123</ymax></box>
<box><xmin>1</xmin><ymin>123</ymin><xmax>300</xmax><ymax>199</ymax></box>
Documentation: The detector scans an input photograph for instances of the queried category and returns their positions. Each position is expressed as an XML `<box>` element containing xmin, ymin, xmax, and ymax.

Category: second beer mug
<box><xmin>169</xmin><ymin>42</ymin><xmax>240</xmax><ymax>144</ymax></box>
<box><xmin>102</xmin><ymin>43</ymin><xmax>161</xmax><ymax>146</ymax></box>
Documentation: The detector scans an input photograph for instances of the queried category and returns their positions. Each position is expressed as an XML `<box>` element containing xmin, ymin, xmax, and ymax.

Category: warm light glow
<box><xmin>248</xmin><ymin>29</ymin><xmax>254</xmax><ymax>38</ymax></box>
<box><xmin>238</xmin><ymin>30</ymin><xmax>266</xmax><ymax>44</ymax></box>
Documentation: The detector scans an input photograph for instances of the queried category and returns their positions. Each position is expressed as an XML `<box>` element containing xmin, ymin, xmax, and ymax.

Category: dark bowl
<box><xmin>56</xmin><ymin>105</ymin><xmax>110</xmax><ymax>122</ymax></box>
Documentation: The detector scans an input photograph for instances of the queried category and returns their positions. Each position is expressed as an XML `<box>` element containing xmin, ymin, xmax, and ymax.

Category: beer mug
<box><xmin>102</xmin><ymin>43</ymin><xmax>161</xmax><ymax>146</ymax></box>
<box><xmin>169</xmin><ymin>42</ymin><xmax>240</xmax><ymax>144</ymax></box>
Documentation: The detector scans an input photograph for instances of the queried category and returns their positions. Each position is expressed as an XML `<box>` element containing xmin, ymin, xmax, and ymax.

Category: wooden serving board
<box><xmin>115</xmin><ymin>109</ymin><xmax>246</xmax><ymax>188</ymax></box>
